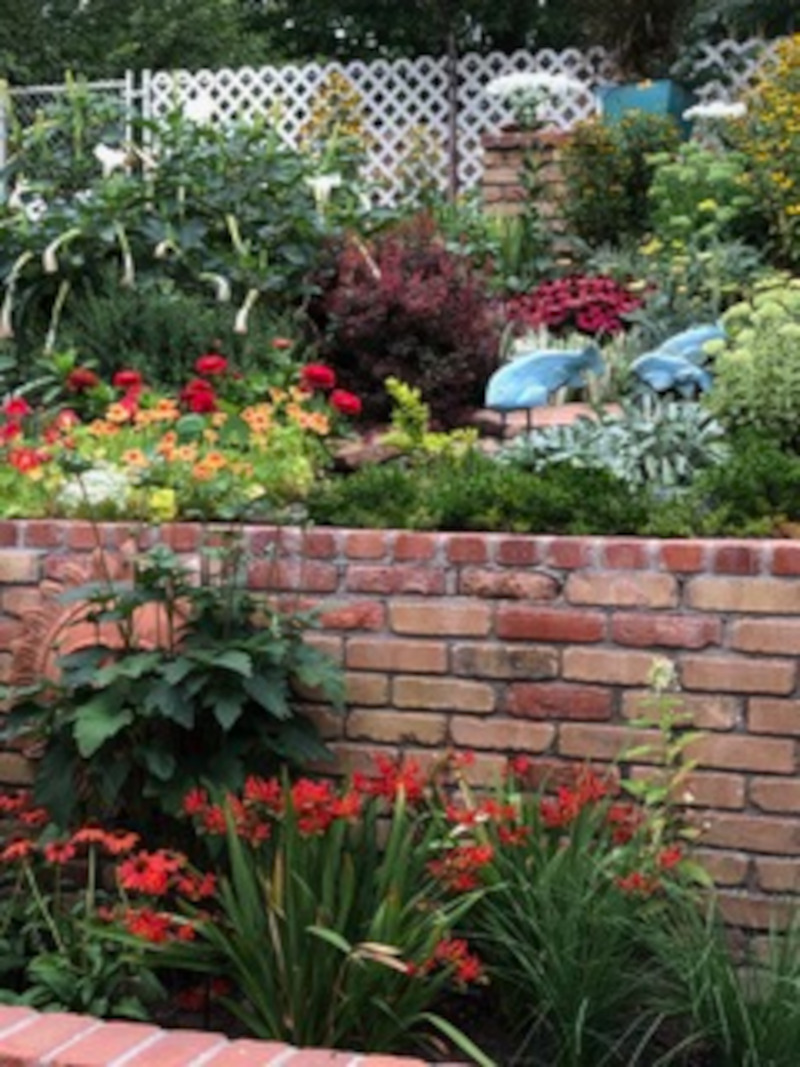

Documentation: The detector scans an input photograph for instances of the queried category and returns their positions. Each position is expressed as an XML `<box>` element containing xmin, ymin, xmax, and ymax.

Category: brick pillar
<box><xmin>481</xmin><ymin>128</ymin><xmax>569</xmax><ymax>224</ymax></box>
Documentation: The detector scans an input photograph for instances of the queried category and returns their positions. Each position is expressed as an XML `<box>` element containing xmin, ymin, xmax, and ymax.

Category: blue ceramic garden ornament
<box><xmin>485</xmin><ymin>346</ymin><xmax>605</xmax><ymax>431</ymax></box>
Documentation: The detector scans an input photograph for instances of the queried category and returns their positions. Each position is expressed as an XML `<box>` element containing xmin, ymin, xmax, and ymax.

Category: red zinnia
<box><xmin>180</xmin><ymin>378</ymin><xmax>217</xmax><ymax>413</ymax></box>
<box><xmin>329</xmin><ymin>389</ymin><xmax>362</xmax><ymax>417</ymax></box>
<box><xmin>112</xmin><ymin>369</ymin><xmax>143</xmax><ymax>390</ymax></box>
<box><xmin>66</xmin><ymin>367</ymin><xmax>100</xmax><ymax>392</ymax></box>
<box><xmin>194</xmin><ymin>353</ymin><xmax>228</xmax><ymax>377</ymax></box>
<box><xmin>300</xmin><ymin>363</ymin><xmax>336</xmax><ymax>391</ymax></box>
<box><xmin>3</xmin><ymin>397</ymin><xmax>31</xmax><ymax>419</ymax></box>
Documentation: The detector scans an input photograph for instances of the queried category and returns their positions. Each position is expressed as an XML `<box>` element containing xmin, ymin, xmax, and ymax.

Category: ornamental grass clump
<box><xmin>110</xmin><ymin>758</ymin><xmax>491</xmax><ymax>1063</ymax></box>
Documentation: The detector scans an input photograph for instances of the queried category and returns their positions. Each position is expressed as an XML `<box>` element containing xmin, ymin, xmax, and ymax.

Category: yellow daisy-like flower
<box><xmin>202</xmin><ymin>451</ymin><xmax>227</xmax><ymax>471</ymax></box>
<box><xmin>87</xmin><ymin>420</ymin><xmax>118</xmax><ymax>437</ymax></box>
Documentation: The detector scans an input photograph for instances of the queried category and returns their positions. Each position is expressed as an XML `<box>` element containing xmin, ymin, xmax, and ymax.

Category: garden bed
<box><xmin>0</xmin><ymin>520</ymin><xmax>797</xmax><ymax>927</ymax></box>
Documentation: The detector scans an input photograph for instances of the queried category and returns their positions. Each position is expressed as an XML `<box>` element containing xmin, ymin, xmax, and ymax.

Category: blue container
<box><xmin>599</xmin><ymin>79</ymin><xmax>697</xmax><ymax>138</ymax></box>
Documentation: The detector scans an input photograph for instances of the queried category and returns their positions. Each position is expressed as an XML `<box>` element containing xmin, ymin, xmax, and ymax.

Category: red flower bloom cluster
<box><xmin>195</xmin><ymin>353</ymin><xmax>229</xmax><ymax>377</ymax></box>
<box><xmin>123</xmin><ymin>906</ymin><xmax>196</xmax><ymax>944</ymax></box>
<box><xmin>412</xmin><ymin>938</ymin><xmax>484</xmax><ymax>985</ymax></box>
<box><xmin>180</xmin><ymin>377</ymin><xmax>217</xmax><ymax>413</ymax></box>
<box><xmin>329</xmin><ymin>389</ymin><xmax>362</xmax><ymax>417</ymax></box>
<box><xmin>606</xmin><ymin>802</ymin><xmax>643</xmax><ymax>845</ymax></box>
<box><xmin>112</xmin><ymin>369</ymin><xmax>143</xmax><ymax>390</ymax></box>
<box><xmin>539</xmin><ymin>767</ymin><xmax>613</xmax><ymax>830</ymax></box>
<box><xmin>353</xmin><ymin>754</ymin><xmax>426</xmax><ymax>804</ymax></box>
<box><xmin>506</xmin><ymin>274</ymin><xmax>643</xmax><ymax>338</ymax></box>
<box><xmin>66</xmin><ymin>367</ymin><xmax>100</xmax><ymax>392</ymax></box>
<box><xmin>428</xmin><ymin>843</ymin><xmax>494</xmax><ymax>892</ymax></box>
<box><xmin>300</xmin><ymin>363</ymin><xmax>336</xmax><ymax>391</ymax></box>
<box><xmin>117</xmin><ymin>849</ymin><xmax>186</xmax><ymax>896</ymax></box>
<box><xmin>615</xmin><ymin>870</ymin><xmax>659</xmax><ymax>896</ymax></box>
<box><xmin>3</xmin><ymin>397</ymin><xmax>31</xmax><ymax>419</ymax></box>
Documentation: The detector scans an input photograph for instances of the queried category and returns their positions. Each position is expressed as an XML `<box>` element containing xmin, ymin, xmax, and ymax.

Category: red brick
<box><xmin>718</xmin><ymin>893</ymin><xmax>795</xmax><ymax>930</ymax></box>
<box><xmin>392</xmin><ymin>676</ymin><xmax>495</xmax><ymax>714</ymax></box>
<box><xmin>453</xmin><ymin>642</ymin><xmax>558</xmax><ymax>680</ymax></box>
<box><xmin>629</xmin><ymin>766</ymin><xmax>745</xmax><ymax>809</ymax></box>
<box><xmin>249</xmin><ymin>560</ymin><xmax>338</xmax><ymax>593</ymax></box>
<box><xmin>496</xmin><ymin>537</ymin><xmax>540</xmax><ymax>566</ymax></box>
<box><xmin>393</xmin><ymin>533</ymin><xmax>437</xmax><ymax>561</ymax></box>
<box><xmin>622</xmin><ymin>690</ymin><xmax>741</xmax><ymax>731</ymax></box>
<box><xmin>0</xmin><ymin>523</ymin><xmax>19</xmax><ymax>548</ymax></box>
<box><xmin>346</xmin><ymin>638</ymin><xmax>447</xmax><ymax>674</ymax></box>
<box><xmin>459</xmin><ymin>569</ymin><xmax>558</xmax><ymax>600</ymax></box>
<box><xmin>445</xmin><ymin>534</ymin><xmax>489</xmax><ymax>564</ymax></box>
<box><xmin>681</xmin><ymin>655</ymin><xmax>796</xmax><ymax>695</ymax></box>
<box><xmin>0</xmin><ymin>1013</ymin><xmax>99</xmax><ymax>1064</ymax></box>
<box><xmin>712</xmin><ymin>543</ymin><xmax>763</xmax><ymax>575</ymax></box>
<box><xmin>345</xmin><ymin>531</ymin><xmax>388</xmax><ymax>560</ymax></box>
<box><xmin>749</xmin><ymin>698</ymin><xmax>800</xmax><ymax>735</ymax></box>
<box><xmin>21</xmin><ymin>521</ymin><xmax>66</xmax><ymax>548</ymax></box>
<box><xmin>1</xmin><ymin>587</ymin><xmax>43</xmax><ymax>617</ymax></box>
<box><xmin>302</xmin><ymin>530</ymin><xmax>338</xmax><ymax>558</ymax></box>
<box><xmin>345</xmin><ymin>566</ymin><xmax>445</xmax><ymax>595</ymax></box>
<box><xmin>558</xmin><ymin>723</ymin><xmax>663</xmax><ymax>762</ymax></box>
<box><xmin>504</xmin><ymin>681</ymin><xmax>612</xmax><ymax>720</ymax></box>
<box><xmin>755</xmin><ymin>858</ymin><xmax>800</xmax><ymax>893</ymax></box>
<box><xmin>700</xmin><ymin>813</ymin><xmax>800</xmax><ymax>855</ymax></box>
<box><xmin>302</xmin><ymin>705</ymin><xmax>345</xmax><ymax>740</ymax></box>
<box><xmin>611</xmin><ymin>612</ymin><xmax>721</xmax><ymax>649</ymax></box>
<box><xmin>245</xmin><ymin>526</ymin><xmax>294</xmax><ymax>556</ymax></box>
<box><xmin>730</xmin><ymin>618</ymin><xmax>800</xmax><ymax>655</ymax></box>
<box><xmin>64</xmin><ymin>523</ymin><xmax>100</xmax><ymax>550</ymax></box>
<box><xmin>658</xmin><ymin>540</ymin><xmax>707</xmax><ymax>573</ymax></box>
<box><xmin>686</xmin><ymin>576</ymin><xmax>800</xmax><ymax>613</ymax></box>
<box><xmin>0</xmin><ymin>553</ymin><xmax>40</xmax><ymax>584</ymax></box>
<box><xmin>303</xmin><ymin>633</ymin><xmax>343</xmax><ymax>663</ymax></box>
<box><xmin>49</xmin><ymin>1021</ymin><xmax>163</xmax><ymax>1066</ymax></box>
<box><xmin>602</xmin><ymin>540</ymin><xmax>651</xmax><ymax>569</ymax></box>
<box><xmin>346</xmin><ymin>709</ymin><xmax>447</xmax><ymax>746</ymax></box>
<box><xmin>157</xmin><ymin>523</ymin><xmax>202</xmax><ymax>552</ymax></box>
<box><xmin>687</xmin><ymin>733</ymin><xmax>795</xmax><ymax>774</ymax></box>
<box><xmin>695</xmin><ymin>849</ymin><xmax>749</xmax><ymax>886</ymax></box>
<box><xmin>0</xmin><ymin>753</ymin><xmax>34</xmax><ymax>786</ymax></box>
<box><xmin>750</xmin><ymin>777</ymin><xmax>800</xmax><ymax>813</ymax></box>
<box><xmin>566</xmin><ymin>572</ymin><xmax>678</xmax><ymax>609</ymax></box>
<box><xmin>0</xmin><ymin>1007</ymin><xmax>37</xmax><ymax>1036</ymax></box>
<box><xmin>390</xmin><ymin>600</ymin><xmax>491</xmax><ymax>637</ymax></box>
<box><xmin>450</xmin><ymin>716</ymin><xmax>555</xmax><ymax>752</ymax></box>
<box><xmin>545</xmin><ymin>537</ymin><xmax>594</xmax><ymax>568</ymax></box>
<box><xmin>121</xmin><ymin>1030</ymin><xmax>228</xmax><ymax>1066</ymax></box>
<box><xmin>202</xmin><ymin>1039</ymin><xmax>300</xmax><ymax>1065</ymax></box>
<box><xmin>772</xmin><ymin>543</ymin><xmax>800</xmax><ymax>575</ymax></box>
<box><xmin>344</xmin><ymin>673</ymin><xmax>389</xmax><ymax>706</ymax></box>
<box><xmin>563</xmin><ymin>647</ymin><xmax>659</xmax><ymax>686</ymax></box>
<box><xmin>318</xmin><ymin>601</ymin><xmax>386</xmax><ymax>631</ymax></box>
<box><xmin>495</xmin><ymin>606</ymin><xmax>605</xmax><ymax>643</ymax></box>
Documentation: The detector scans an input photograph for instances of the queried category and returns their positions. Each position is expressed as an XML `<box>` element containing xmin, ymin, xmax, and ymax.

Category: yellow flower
<box><xmin>106</xmin><ymin>403</ymin><xmax>132</xmax><ymax>424</ymax></box>
<box><xmin>148</xmin><ymin>487</ymin><xmax>177</xmax><ymax>522</ymax></box>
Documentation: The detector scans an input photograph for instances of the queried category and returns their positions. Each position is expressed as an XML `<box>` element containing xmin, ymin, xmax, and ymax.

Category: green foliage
<box><xmin>500</xmin><ymin>397</ymin><xmax>729</xmax><ymax>491</ymax></box>
<box><xmin>381</xmin><ymin>376</ymin><xmax>478</xmax><ymax>460</ymax></box>
<box><xmin>648</xmin><ymin>141</ymin><xmax>761</xmax><ymax>248</ymax></box>
<box><xmin>308</xmin><ymin>450</ymin><xmax>649</xmax><ymax>533</ymax></box>
<box><xmin>0</xmin><ymin>93</ymin><xmax>364</xmax><ymax>381</ymax></box>
<box><xmin>707</xmin><ymin>275</ymin><xmax>800</xmax><ymax>449</ymax></box>
<box><xmin>562</xmin><ymin>113</ymin><xmax>681</xmax><ymax>247</ymax></box>
<box><xmin>138</xmin><ymin>769</ymin><xmax>490</xmax><ymax>1061</ymax></box>
<box><xmin>647</xmin><ymin>902</ymin><xmax>800</xmax><ymax>1067</ymax></box>
<box><xmin>0</xmin><ymin>537</ymin><xmax>344</xmax><ymax>830</ymax></box>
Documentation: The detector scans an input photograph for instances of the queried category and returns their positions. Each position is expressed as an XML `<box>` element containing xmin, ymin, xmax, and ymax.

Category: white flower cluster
<box><xmin>486</xmin><ymin>71</ymin><xmax>587</xmax><ymax>102</ymax></box>
<box><xmin>58</xmin><ymin>465</ymin><xmax>132</xmax><ymax>515</ymax></box>
<box><xmin>683</xmin><ymin>100</ymin><xmax>747</xmax><ymax>121</ymax></box>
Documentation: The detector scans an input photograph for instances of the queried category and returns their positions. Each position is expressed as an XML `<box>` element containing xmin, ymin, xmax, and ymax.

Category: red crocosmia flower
<box><xmin>202</xmin><ymin>805</ymin><xmax>228</xmax><ymax>835</ymax></box>
<box><xmin>194</xmin><ymin>353</ymin><xmax>228</xmax><ymax>377</ymax></box>
<box><xmin>18</xmin><ymin>807</ymin><xmax>49</xmax><ymax>828</ymax></box>
<box><xmin>300</xmin><ymin>363</ymin><xmax>336</xmax><ymax>391</ymax></box>
<box><xmin>507</xmin><ymin>755</ymin><xmax>533</xmax><ymax>779</ymax></box>
<box><xmin>0</xmin><ymin>793</ymin><xmax>29</xmax><ymax>815</ymax></box>
<box><xmin>329</xmin><ymin>389</ymin><xmax>362</xmax><ymax>417</ymax></box>
<box><xmin>183</xmin><ymin>787</ymin><xmax>209</xmax><ymax>816</ymax></box>
<box><xmin>124</xmin><ymin>908</ymin><xmax>173</xmax><ymax>943</ymax></box>
<box><xmin>243</xmin><ymin>776</ymin><xmax>282</xmax><ymax>811</ymax></box>
<box><xmin>112</xmin><ymin>369</ymin><xmax>143</xmax><ymax>390</ymax></box>
<box><xmin>66</xmin><ymin>367</ymin><xmax>100</xmax><ymax>392</ymax></box>
<box><xmin>176</xmin><ymin>871</ymin><xmax>217</xmax><ymax>901</ymax></box>
<box><xmin>117</xmin><ymin>849</ymin><xmax>184</xmax><ymax>896</ymax></box>
<box><xmin>44</xmin><ymin>841</ymin><xmax>77</xmax><ymax>865</ymax></box>
<box><xmin>616</xmin><ymin>871</ymin><xmax>658</xmax><ymax>895</ymax></box>
<box><xmin>657</xmin><ymin>845</ymin><xmax>683</xmax><ymax>870</ymax></box>
<box><xmin>3</xmin><ymin>397</ymin><xmax>32</xmax><ymax>419</ymax></box>
<box><xmin>272</xmin><ymin>337</ymin><xmax>293</xmax><ymax>350</ymax></box>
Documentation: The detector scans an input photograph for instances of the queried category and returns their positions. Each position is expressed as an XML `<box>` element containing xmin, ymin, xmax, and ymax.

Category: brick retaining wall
<box><xmin>0</xmin><ymin>522</ymin><xmax>799</xmax><ymax>928</ymax></box>
<box><xmin>0</xmin><ymin>1006</ymin><xmax>426</xmax><ymax>1065</ymax></box>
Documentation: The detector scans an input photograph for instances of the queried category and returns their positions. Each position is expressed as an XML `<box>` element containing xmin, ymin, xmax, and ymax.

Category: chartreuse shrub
<box><xmin>0</xmin><ymin>533</ymin><xmax>344</xmax><ymax>831</ymax></box>
<box><xmin>706</xmin><ymin>275</ymin><xmax>800</xmax><ymax>450</ymax></box>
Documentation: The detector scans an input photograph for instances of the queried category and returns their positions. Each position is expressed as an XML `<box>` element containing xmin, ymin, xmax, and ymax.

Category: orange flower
<box><xmin>87</xmin><ymin>419</ymin><xmax>118</xmax><ymax>437</ymax></box>
<box><xmin>202</xmin><ymin>451</ymin><xmax>227</xmax><ymax>471</ymax></box>
<box><xmin>174</xmin><ymin>444</ymin><xmax>198</xmax><ymax>464</ymax></box>
<box><xmin>122</xmin><ymin>449</ymin><xmax>149</xmax><ymax>468</ymax></box>
<box><xmin>106</xmin><ymin>403</ymin><xmax>133</xmax><ymax>424</ymax></box>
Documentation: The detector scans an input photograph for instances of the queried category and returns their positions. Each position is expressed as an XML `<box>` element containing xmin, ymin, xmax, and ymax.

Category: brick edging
<box><xmin>0</xmin><ymin>1007</ymin><xmax>428</xmax><ymax>1066</ymax></box>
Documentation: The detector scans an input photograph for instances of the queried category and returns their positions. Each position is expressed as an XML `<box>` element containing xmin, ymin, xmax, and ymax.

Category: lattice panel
<box><xmin>691</xmin><ymin>37</ymin><xmax>782</xmax><ymax>102</ymax></box>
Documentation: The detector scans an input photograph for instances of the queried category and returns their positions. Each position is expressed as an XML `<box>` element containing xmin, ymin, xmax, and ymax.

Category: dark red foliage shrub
<box><xmin>505</xmin><ymin>274</ymin><xmax>643</xmax><ymax>338</ymax></box>
<box><xmin>310</xmin><ymin>216</ymin><xmax>501</xmax><ymax>428</ymax></box>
